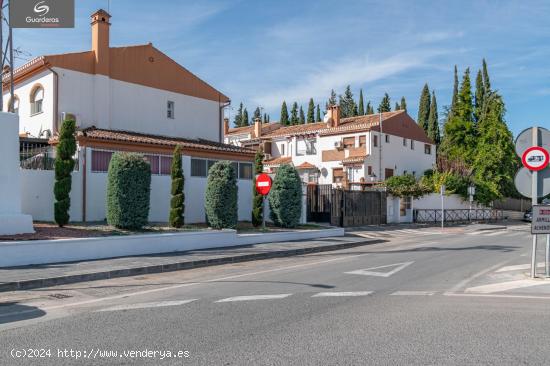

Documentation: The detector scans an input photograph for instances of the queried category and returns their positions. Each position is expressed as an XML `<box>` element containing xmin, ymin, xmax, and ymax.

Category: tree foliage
<box><xmin>427</xmin><ymin>91</ymin><xmax>440</xmax><ymax>146</ymax></box>
<box><xmin>358</xmin><ymin>89</ymin><xmax>365</xmax><ymax>115</ymax></box>
<box><xmin>400</xmin><ymin>97</ymin><xmax>407</xmax><ymax>112</ymax></box>
<box><xmin>417</xmin><ymin>83</ymin><xmax>431</xmax><ymax>132</ymax></box>
<box><xmin>339</xmin><ymin>85</ymin><xmax>356</xmax><ymax>118</ymax></box>
<box><xmin>307</xmin><ymin>98</ymin><xmax>315</xmax><ymax>123</ymax></box>
<box><xmin>299</xmin><ymin>105</ymin><xmax>305</xmax><ymax>124</ymax></box>
<box><xmin>385</xmin><ymin>174</ymin><xmax>431</xmax><ymax>198</ymax></box>
<box><xmin>377</xmin><ymin>93</ymin><xmax>391</xmax><ymax>113</ymax></box>
<box><xmin>169</xmin><ymin>146</ymin><xmax>185</xmax><ymax>228</ymax></box>
<box><xmin>316</xmin><ymin>104</ymin><xmax>321</xmax><ymax>122</ymax></box>
<box><xmin>280</xmin><ymin>101</ymin><xmax>289</xmax><ymax>126</ymax></box>
<box><xmin>106</xmin><ymin>153</ymin><xmax>151</xmax><ymax>229</ymax></box>
<box><xmin>205</xmin><ymin>161</ymin><xmax>238</xmax><ymax>229</ymax></box>
<box><xmin>290</xmin><ymin>102</ymin><xmax>299</xmax><ymax>125</ymax></box>
<box><xmin>54</xmin><ymin>116</ymin><xmax>77</xmax><ymax>227</ymax></box>
<box><xmin>269</xmin><ymin>165</ymin><xmax>302</xmax><ymax>228</ymax></box>
<box><xmin>252</xmin><ymin>148</ymin><xmax>265</xmax><ymax>227</ymax></box>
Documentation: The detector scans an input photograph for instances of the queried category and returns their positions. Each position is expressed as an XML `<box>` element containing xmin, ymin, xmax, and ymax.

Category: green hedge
<box><xmin>106</xmin><ymin>152</ymin><xmax>151</xmax><ymax>229</ymax></box>
<box><xmin>54</xmin><ymin>117</ymin><xmax>76</xmax><ymax>227</ymax></box>
<box><xmin>204</xmin><ymin>161</ymin><xmax>238</xmax><ymax>229</ymax></box>
<box><xmin>269</xmin><ymin>164</ymin><xmax>302</xmax><ymax>228</ymax></box>
<box><xmin>252</xmin><ymin>148</ymin><xmax>265</xmax><ymax>227</ymax></box>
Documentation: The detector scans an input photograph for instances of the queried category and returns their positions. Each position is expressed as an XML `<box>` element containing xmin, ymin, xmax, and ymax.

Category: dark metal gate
<box><xmin>307</xmin><ymin>184</ymin><xmax>333</xmax><ymax>222</ymax></box>
<box><xmin>307</xmin><ymin>185</ymin><xmax>387</xmax><ymax>227</ymax></box>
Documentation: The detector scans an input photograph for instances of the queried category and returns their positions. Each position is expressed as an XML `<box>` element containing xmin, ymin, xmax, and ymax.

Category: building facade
<box><xmin>225</xmin><ymin>106</ymin><xmax>436</xmax><ymax>186</ymax></box>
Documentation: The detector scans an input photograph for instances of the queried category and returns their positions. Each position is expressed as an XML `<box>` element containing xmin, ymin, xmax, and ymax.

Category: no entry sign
<box><xmin>522</xmin><ymin>146</ymin><xmax>549</xmax><ymax>171</ymax></box>
<box><xmin>255</xmin><ymin>173</ymin><xmax>272</xmax><ymax>195</ymax></box>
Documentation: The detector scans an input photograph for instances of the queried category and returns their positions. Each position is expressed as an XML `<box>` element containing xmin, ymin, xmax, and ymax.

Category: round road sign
<box><xmin>515</xmin><ymin>126</ymin><xmax>550</xmax><ymax>158</ymax></box>
<box><xmin>522</xmin><ymin>146</ymin><xmax>549</xmax><ymax>171</ymax></box>
<box><xmin>255</xmin><ymin>173</ymin><xmax>272</xmax><ymax>195</ymax></box>
<box><xmin>514</xmin><ymin>167</ymin><xmax>550</xmax><ymax>198</ymax></box>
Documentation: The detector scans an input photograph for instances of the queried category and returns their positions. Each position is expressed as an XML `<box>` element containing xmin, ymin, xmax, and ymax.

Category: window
<box><xmin>424</xmin><ymin>144</ymin><xmax>432</xmax><ymax>155</ymax></box>
<box><xmin>359</xmin><ymin>135</ymin><xmax>366</xmax><ymax>147</ymax></box>
<box><xmin>403</xmin><ymin>138</ymin><xmax>407</xmax><ymax>146</ymax></box>
<box><xmin>91</xmin><ymin>150</ymin><xmax>113</xmax><ymax>172</ymax></box>
<box><xmin>160</xmin><ymin>156</ymin><xmax>172</xmax><ymax>175</ymax></box>
<box><xmin>30</xmin><ymin>85</ymin><xmax>44</xmax><ymax>115</ymax></box>
<box><xmin>373</xmin><ymin>135</ymin><xmax>378</xmax><ymax>147</ymax></box>
<box><xmin>333</xmin><ymin>168</ymin><xmax>344</xmax><ymax>183</ymax></box>
<box><xmin>208</xmin><ymin>160</ymin><xmax>217</xmax><ymax>173</ymax></box>
<box><xmin>367</xmin><ymin>165</ymin><xmax>372</xmax><ymax>176</ymax></box>
<box><xmin>400</xmin><ymin>197</ymin><xmax>412</xmax><ymax>216</ymax></box>
<box><xmin>411</xmin><ymin>140</ymin><xmax>415</xmax><ymax>150</ymax></box>
<box><xmin>167</xmin><ymin>101</ymin><xmax>175</xmax><ymax>119</ymax></box>
<box><xmin>385</xmin><ymin>168</ymin><xmax>394</xmax><ymax>179</ymax></box>
<box><xmin>8</xmin><ymin>95</ymin><xmax>19</xmax><ymax>115</ymax></box>
<box><xmin>191</xmin><ymin>158</ymin><xmax>207</xmax><ymax>177</ymax></box>
<box><xmin>239</xmin><ymin>162</ymin><xmax>253</xmax><ymax>179</ymax></box>
<box><xmin>343</xmin><ymin>137</ymin><xmax>355</xmax><ymax>149</ymax></box>
<box><xmin>281</xmin><ymin>144</ymin><xmax>285</xmax><ymax>156</ymax></box>
<box><xmin>385</xmin><ymin>134</ymin><xmax>390</xmax><ymax>143</ymax></box>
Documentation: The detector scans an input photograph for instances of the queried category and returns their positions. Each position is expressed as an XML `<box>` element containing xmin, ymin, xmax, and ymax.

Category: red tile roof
<box><xmin>263</xmin><ymin>156</ymin><xmax>292</xmax><ymax>166</ymax></box>
<box><xmin>226</xmin><ymin>122</ymin><xmax>282</xmax><ymax>136</ymax></box>
<box><xmin>76</xmin><ymin>127</ymin><xmax>256</xmax><ymax>155</ymax></box>
<box><xmin>296</xmin><ymin>162</ymin><xmax>318</xmax><ymax>169</ymax></box>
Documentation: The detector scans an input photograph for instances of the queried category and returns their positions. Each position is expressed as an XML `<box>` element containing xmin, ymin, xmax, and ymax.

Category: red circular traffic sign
<box><xmin>522</xmin><ymin>146</ymin><xmax>549</xmax><ymax>171</ymax></box>
<box><xmin>255</xmin><ymin>173</ymin><xmax>272</xmax><ymax>195</ymax></box>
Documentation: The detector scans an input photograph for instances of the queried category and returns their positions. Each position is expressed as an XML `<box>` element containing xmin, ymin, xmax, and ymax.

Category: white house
<box><xmin>225</xmin><ymin>105</ymin><xmax>436</xmax><ymax>186</ymax></box>
<box><xmin>6</xmin><ymin>9</ymin><xmax>255</xmax><ymax>223</ymax></box>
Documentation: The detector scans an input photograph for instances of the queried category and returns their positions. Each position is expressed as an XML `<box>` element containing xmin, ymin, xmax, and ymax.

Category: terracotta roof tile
<box><xmin>78</xmin><ymin>127</ymin><xmax>255</xmax><ymax>155</ymax></box>
<box><xmin>226</xmin><ymin>122</ymin><xmax>282</xmax><ymax>136</ymax></box>
<box><xmin>263</xmin><ymin>156</ymin><xmax>292</xmax><ymax>166</ymax></box>
<box><xmin>296</xmin><ymin>162</ymin><xmax>318</xmax><ymax>169</ymax></box>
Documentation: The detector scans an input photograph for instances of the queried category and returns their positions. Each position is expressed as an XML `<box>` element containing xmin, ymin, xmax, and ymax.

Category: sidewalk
<box><xmin>0</xmin><ymin>235</ymin><xmax>378</xmax><ymax>293</ymax></box>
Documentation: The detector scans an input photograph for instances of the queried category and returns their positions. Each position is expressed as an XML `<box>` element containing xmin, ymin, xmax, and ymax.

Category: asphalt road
<box><xmin>1</xmin><ymin>224</ymin><xmax>549</xmax><ymax>365</ymax></box>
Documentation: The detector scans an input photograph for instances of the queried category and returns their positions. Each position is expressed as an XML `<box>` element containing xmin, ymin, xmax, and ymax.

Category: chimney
<box><xmin>91</xmin><ymin>9</ymin><xmax>111</xmax><ymax>75</ymax></box>
<box><xmin>223</xmin><ymin>118</ymin><xmax>229</xmax><ymax>135</ymax></box>
<box><xmin>253</xmin><ymin>117</ymin><xmax>262</xmax><ymax>138</ymax></box>
<box><xmin>326</xmin><ymin>105</ymin><xmax>340</xmax><ymax>127</ymax></box>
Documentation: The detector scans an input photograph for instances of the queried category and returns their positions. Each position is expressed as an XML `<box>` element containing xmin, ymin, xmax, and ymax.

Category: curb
<box><xmin>0</xmin><ymin>239</ymin><xmax>382</xmax><ymax>293</ymax></box>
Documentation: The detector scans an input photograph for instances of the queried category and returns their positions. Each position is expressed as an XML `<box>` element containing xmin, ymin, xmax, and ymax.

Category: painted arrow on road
<box><xmin>345</xmin><ymin>262</ymin><xmax>414</xmax><ymax>278</ymax></box>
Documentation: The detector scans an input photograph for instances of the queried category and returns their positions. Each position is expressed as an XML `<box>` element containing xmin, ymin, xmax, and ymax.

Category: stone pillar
<box><xmin>0</xmin><ymin>112</ymin><xmax>34</xmax><ymax>235</ymax></box>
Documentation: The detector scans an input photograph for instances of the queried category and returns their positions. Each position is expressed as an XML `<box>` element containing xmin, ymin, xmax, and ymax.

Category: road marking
<box><xmin>391</xmin><ymin>291</ymin><xmax>435</xmax><ymax>296</ymax></box>
<box><xmin>99</xmin><ymin>299</ymin><xmax>197</xmax><ymax>312</ymax></box>
<box><xmin>444</xmin><ymin>292</ymin><xmax>550</xmax><ymax>300</ymax></box>
<box><xmin>216</xmin><ymin>294</ymin><xmax>291</xmax><ymax>303</ymax></box>
<box><xmin>496</xmin><ymin>262</ymin><xmax>545</xmax><ymax>272</ymax></box>
<box><xmin>0</xmin><ymin>252</ymin><xmax>373</xmax><ymax>319</ymax></box>
<box><xmin>345</xmin><ymin>261</ymin><xmax>414</xmax><ymax>278</ymax></box>
<box><xmin>465</xmin><ymin>279</ymin><xmax>550</xmax><ymax>294</ymax></box>
<box><xmin>466</xmin><ymin>231</ymin><xmax>485</xmax><ymax>236</ymax></box>
<box><xmin>484</xmin><ymin>231</ymin><xmax>506</xmax><ymax>236</ymax></box>
<box><xmin>446</xmin><ymin>257</ymin><xmax>519</xmax><ymax>294</ymax></box>
<box><xmin>312</xmin><ymin>291</ymin><xmax>373</xmax><ymax>297</ymax></box>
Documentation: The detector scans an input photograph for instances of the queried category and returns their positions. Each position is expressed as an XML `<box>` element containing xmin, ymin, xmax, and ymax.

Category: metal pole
<box><xmin>0</xmin><ymin>2</ymin><xmax>3</xmax><ymax>112</ymax></box>
<box><xmin>441</xmin><ymin>186</ymin><xmax>444</xmax><ymax>229</ymax></box>
<box><xmin>531</xmin><ymin>127</ymin><xmax>539</xmax><ymax>278</ymax></box>
<box><xmin>546</xmin><ymin>234</ymin><xmax>550</xmax><ymax>278</ymax></box>
<box><xmin>8</xmin><ymin>17</ymin><xmax>13</xmax><ymax>111</ymax></box>
<box><xmin>262</xmin><ymin>195</ymin><xmax>266</xmax><ymax>230</ymax></box>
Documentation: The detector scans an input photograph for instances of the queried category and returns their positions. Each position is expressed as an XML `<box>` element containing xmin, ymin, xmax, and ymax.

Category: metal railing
<box><xmin>20</xmin><ymin>144</ymin><xmax>79</xmax><ymax>171</ymax></box>
<box><xmin>413</xmin><ymin>209</ymin><xmax>504</xmax><ymax>223</ymax></box>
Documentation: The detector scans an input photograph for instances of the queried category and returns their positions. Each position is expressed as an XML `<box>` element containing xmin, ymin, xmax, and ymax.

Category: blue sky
<box><xmin>10</xmin><ymin>0</ymin><xmax>550</xmax><ymax>136</ymax></box>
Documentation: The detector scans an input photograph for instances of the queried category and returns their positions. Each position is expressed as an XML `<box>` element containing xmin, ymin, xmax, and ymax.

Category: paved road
<box><xmin>2</xmin><ymin>224</ymin><xmax>549</xmax><ymax>365</ymax></box>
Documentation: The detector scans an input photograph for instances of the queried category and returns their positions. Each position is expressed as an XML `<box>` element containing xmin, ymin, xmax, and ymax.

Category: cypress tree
<box><xmin>474</xmin><ymin>69</ymin><xmax>485</xmax><ymax>124</ymax></box>
<box><xmin>482</xmin><ymin>58</ymin><xmax>491</xmax><ymax>93</ymax></box>
<box><xmin>54</xmin><ymin>116</ymin><xmax>77</xmax><ymax>227</ymax></box>
<box><xmin>417</xmin><ymin>83</ymin><xmax>431</xmax><ymax>132</ymax></box>
<box><xmin>169</xmin><ymin>146</ymin><xmax>185</xmax><ymax>227</ymax></box>
<box><xmin>447</xmin><ymin>65</ymin><xmax>459</xmax><ymax>122</ymax></box>
<box><xmin>316</xmin><ymin>104</ymin><xmax>321</xmax><ymax>122</ymax></box>
<box><xmin>253</xmin><ymin>106</ymin><xmax>262</xmax><ymax>122</ymax></box>
<box><xmin>340</xmin><ymin>85</ymin><xmax>356</xmax><ymax>118</ymax></box>
<box><xmin>307</xmin><ymin>98</ymin><xmax>315</xmax><ymax>123</ymax></box>
<box><xmin>358</xmin><ymin>89</ymin><xmax>365</xmax><ymax>115</ymax></box>
<box><xmin>263</xmin><ymin>113</ymin><xmax>267</xmax><ymax>123</ymax></box>
<box><xmin>205</xmin><ymin>161</ymin><xmax>238</xmax><ymax>229</ymax></box>
<box><xmin>427</xmin><ymin>91</ymin><xmax>440</xmax><ymax>146</ymax></box>
<box><xmin>395</xmin><ymin>102</ymin><xmax>400</xmax><ymax>111</ymax></box>
<box><xmin>377</xmin><ymin>93</ymin><xmax>391</xmax><ymax>113</ymax></box>
<box><xmin>400</xmin><ymin>97</ymin><xmax>407</xmax><ymax>112</ymax></box>
<box><xmin>457</xmin><ymin>68</ymin><xmax>473</xmax><ymax>123</ymax></box>
<box><xmin>280</xmin><ymin>101</ymin><xmax>289</xmax><ymax>125</ymax></box>
<box><xmin>327</xmin><ymin>89</ymin><xmax>337</xmax><ymax>109</ymax></box>
<box><xmin>268</xmin><ymin>165</ymin><xmax>302</xmax><ymax>228</ymax></box>
<box><xmin>290</xmin><ymin>102</ymin><xmax>299</xmax><ymax>125</ymax></box>
<box><xmin>251</xmin><ymin>147</ymin><xmax>265</xmax><ymax>227</ymax></box>
<box><xmin>299</xmin><ymin>105</ymin><xmax>305</xmax><ymax>124</ymax></box>
<box><xmin>366</xmin><ymin>102</ymin><xmax>374</xmax><ymax>115</ymax></box>
<box><xmin>234</xmin><ymin>102</ymin><xmax>243</xmax><ymax>127</ymax></box>
<box><xmin>242</xmin><ymin>108</ymin><xmax>249</xmax><ymax>126</ymax></box>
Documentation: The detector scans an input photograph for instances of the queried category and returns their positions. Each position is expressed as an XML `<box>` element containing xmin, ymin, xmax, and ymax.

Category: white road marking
<box><xmin>391</xmin><ymin>291</ymin><xmax>435</xmax><ymax>296</ymax></box>
<box><xmin>496</xmin><ymin>262</ymin><xmax>545</xmax><ymax>272</ymax></box>
<box><xmin>312</xmin><ymin>291</ymin><xmax>373</xmax><ymax>297</ymax></box>
<box><xmin>466</xmin><ymin>231</ymin><xmax>485</xmax><ymax>236</ymax></box>
<box><xmin>465</xmin><ymin>279</ymin><xmax>550</xmax><ymax>294</ymax></box>
<box><xmin>484</xmin><ymin>231</ymin><xmax>506</xmax><ymax>236</ymax></box>
<box><xmin>446</xmin><ymin>257</ymin><xmax>519</xmax><ymax>293</ymax></box>
<box><xmin>216</xmin><ymin>294</ymin><xmax>291</xmax><ymax>302</ymax></box>
<box><xmin>345</xmin><ymin>261</ymin><xmax>414</xmax><ymax>278</ymax></box>
<box><xmin>444</xmin><ymin>292</ymin><xmax>550</xmax><ymax>300</ymax></box>
<box><xmin>99</xmin><ymin>299</ymin><xmax>197</xmax><ymax>312</ymax></box>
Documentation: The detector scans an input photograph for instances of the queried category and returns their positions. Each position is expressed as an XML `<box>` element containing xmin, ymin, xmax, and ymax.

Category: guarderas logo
<box><xmin>33</xmin><ymin>1</ymin><xmax>50</xmax><ymax>16</ymax></box>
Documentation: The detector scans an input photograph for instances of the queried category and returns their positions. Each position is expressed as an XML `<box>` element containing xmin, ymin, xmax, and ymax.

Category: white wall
<box><xmin>55</xmin><ymin>68</ymin><xmax>221</xmax><ymax>141</ymax></box>
<box><xmin>3</xmin><ymin>70</ymin><xmax>55</xmax><ymax>137</ymax></box>
<box><xmin>413</xmin><ymin>193</ymin><xmax>477</xmax><ymax>210</ymax></box>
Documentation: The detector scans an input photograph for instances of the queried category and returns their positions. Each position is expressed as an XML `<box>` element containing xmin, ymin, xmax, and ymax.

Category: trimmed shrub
<box><xmin>106</xmin><ymin>152</ymin><xmax>151</xmax><ymax>229</ymax></box>
<box><xmin>385</xmin><ymin>174</ymin><xmax>431</xmax><ymax>198</ymax></box>
<box><xmin>251</xmin><ymin>148</ymin><xmax>265</xmax><ymax>227</ymax></box>
<box><xmin>269</xmin><ymin>164</ymin><xmax>302</xmax><ymax>228</ymax></box>
<box><xmin>54</xmin><ymin>116</ymin><xmax>77</xmax><ymax>227</ymax></box>
<box><xmin>204</xmin><ymin>161</ymin><xmax>238</xmax><ymax>229</ymax></box>
<box><xmin>169</xmin><ymin>146</ymin><xmax>185</xmax><ymax>227</ymax></box>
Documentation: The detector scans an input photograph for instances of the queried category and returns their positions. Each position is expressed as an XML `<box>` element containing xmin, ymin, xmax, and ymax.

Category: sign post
<box><xmin>255</xmin><ymin>173</ymin><xmax>273</xmax><ymax>230</ymax></box>
<box><xmin>514</xmin><ymin>126</ymin><xmax>550</xmax><ymax>278</ymax></box>
<box><xmin>440</xmin><ymin>185</ymin><xmax>446</xmax><ymax>229</ymax></box>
